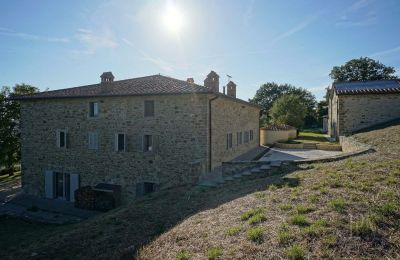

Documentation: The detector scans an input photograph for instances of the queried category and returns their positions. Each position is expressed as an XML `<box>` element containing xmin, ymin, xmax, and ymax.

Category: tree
<box><xmin>249</xmin><ymin>82</ymin><xmax>317</xmax><ymax>127</ymax></box>
<box><xmin>330</xmin><ymin>57</ymin><xmax>398</xmax><ymax>82</ymax></box>
<box><xmin>270</xmin><ymin>94</ymin><xmax>307</xmax><ymax>129</ymax></box>
<box><xmin>0</xmin><ymin>84</ymin><xmax>39</xmax><ymax>175</ymax></box>
<box><xmin>316</xmin><ymin>100</ymin><xmax>328</xmax><ymax>127</ymax></box>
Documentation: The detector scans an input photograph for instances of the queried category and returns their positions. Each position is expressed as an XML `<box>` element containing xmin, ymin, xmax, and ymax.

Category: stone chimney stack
<box><xmin>100</xmin><ymin>72</ymin><xmax>114</xmax><ymax>84</ymax></box>
<box><xmin>187</xmin><ymin>77</ymin><xmax>194</xmax><ymax>84</ymax></box>
<box><xmin>204</xmin><ymin>70</ymin><xmax>219</xmax><ymax>93</ymax></box>
<box><xmin>227</xmin><ymin>81</ymin><xmax>236</xmax><ymax>98</ymax></box>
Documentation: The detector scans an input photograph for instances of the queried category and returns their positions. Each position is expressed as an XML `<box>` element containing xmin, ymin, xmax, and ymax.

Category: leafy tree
<box><xmin>330</xmin><ymin>57</ymin><xmax>398</xmax><ymax>82</ymax></box>
<box><xmin>0</xmin><ymin>84</ymin><xmax>39</xmax><ymax>175</ymax></box>
<box><xmin>316</xmin><ymin>100</ymin><xmax>328</xmax><ymax>127</ymax></box>
<box><xmin>270</xmin><ymin>94</ymin><xmax>307</xmax><ymax>129</ymax></box>
<box><xmin>249</xmin><ymin>82</ymin><xmax>316</xmax><ymax>127</ymax></box>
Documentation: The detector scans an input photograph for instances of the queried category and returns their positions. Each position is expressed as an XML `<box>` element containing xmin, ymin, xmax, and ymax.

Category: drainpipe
<box><xmin>208</xmin><ymin>94</ymin><xmax>219</xmax><ymax>172</ymax></box>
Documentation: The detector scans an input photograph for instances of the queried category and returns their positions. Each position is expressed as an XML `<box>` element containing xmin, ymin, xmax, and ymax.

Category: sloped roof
<box><xmin>261</xmin><ymin>124</ymin><xmax>296</xmax><ymax>131</ymax></box>
<box><xmin>13</xmin><ymin>74</ymin><xmax>212</xmax><ymax>100</ymax></box>
<box><xmin>334</xmin><ymin>80</ymin><xmax>400</xmax><ymax>95</ymax></box>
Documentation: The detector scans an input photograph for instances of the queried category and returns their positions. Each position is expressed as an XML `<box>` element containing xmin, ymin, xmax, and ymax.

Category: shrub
<box><xmin>279</xmin><ymin>204</ymin><xmax>293</xmax><ymax>211</ymax></box>
<box><xmin>207</xmin><ymin>247</ymin><xmax>222</xmax><ymax>260</ymax></box>
<box><xmin>329</xmin><ymin>198</ymin><xmax>347</xmax><ymax>213</ymax></box>
<box><xmin>296</xmin><ymin>204</ymin><xmax>314</xmax><ymax>214</ymax></box>
<box><xmin>241</xmin><ymin>208</ymin><xmax>265</xmax><ymax>221</ymax></box>
<box><xmin>248</xmin><ymin>213</ymin><xmax>267</xmax><ymax>225</ymax></box>
<box><xmin>176</xmin><ymin>250</ymin><xmax>190</xmax><ymax>260</ymax></box>
<box><xmin>289</xmin><ymin>214</ymin><xmax>309</xmax><ymax>226</ymax></box>
<box><xmin>285</xmin><ymin>244</ymin><xmax>305</xmax><ymax>260</ymax></box>
<box><xmin>247</xmin><ymin>227</ymin><xmax>264</xmax><ymax>243</ymax></box>
<box><xmin>225</xmin><ymin>225</ymin><xmax>241</xmax><ymax>236</ymax></box>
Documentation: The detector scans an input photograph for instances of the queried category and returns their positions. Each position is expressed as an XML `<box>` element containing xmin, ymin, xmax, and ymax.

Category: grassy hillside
<box><xmin>1</xmin><ymin>122</ymin><xmax>400</xmax><ymax>259</ymax></box>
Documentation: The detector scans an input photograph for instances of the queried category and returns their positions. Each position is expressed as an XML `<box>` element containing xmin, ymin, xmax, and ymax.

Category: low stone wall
<box><xmin>275</xmin><ymin>142</ymin><xmax>342</xmax><ymax>151</ymax></box>
<box><xmin>339</xmin><ymin>136</ymin><xmax>370</xmax><ymax>153</ymax></box>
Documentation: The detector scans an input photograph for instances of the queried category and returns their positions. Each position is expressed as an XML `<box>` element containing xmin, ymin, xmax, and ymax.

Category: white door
<box><xmin>69</xmin><ymin>174</ymin><xmax>79</xmax><ymax>202</ymax></box>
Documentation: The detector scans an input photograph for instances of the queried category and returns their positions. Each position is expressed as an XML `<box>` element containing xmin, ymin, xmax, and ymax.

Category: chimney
<box><xmin>187</xmin><ymin>77</ymin><xmax>194</xmax><ymax>84</ymax></box>
<box><xmin>204</xmin><ymin>70</ymin><xmax>219</xmax><ymax>93</ymax></box>
<box><xmin>227</xmin><ymin>81</ymin><xmax>236</xmax><ymax>98</ymax></box>
<box><xmin>100</xmin><ymin>72</ymin><xmax>114</xmax><ymax>83</ymax></box>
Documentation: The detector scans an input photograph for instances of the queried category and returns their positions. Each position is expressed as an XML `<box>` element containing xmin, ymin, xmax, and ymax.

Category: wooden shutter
<box><xmin>45</xmin><ymin>170</ymin><xmax>54</xmax><ymax>199</ymax></box>
<box><xmin>69</xmin><ymin>174</ymin><xmax>79</xmax><ymax>202</ymax></box>
<box><xmin>93</xmin><ymin>102</ymin><xmax>99</xmax><ymax>116</ymax></box>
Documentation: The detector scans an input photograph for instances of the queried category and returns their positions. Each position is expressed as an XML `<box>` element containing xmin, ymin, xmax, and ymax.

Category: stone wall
<box><xmin>210</xmin><ymin>96</ymin><xmax>260</xmax><ymax>169</ymax></box>
<box><xmin>339</xmin><ymin>136</ymin><xmax>371</xmax><ymax>153</ymax></box>
<box><xmin>339</xmin><ymin>94</ymin><xmax>400</xmax><ymax>136</ymax></box>
<box><xmin>20</xmin><ymin>94</ymin><xmax>209</xmax><ymax>201</ymax></box>
<box><xmin>260</xmin><ymin>129</ymin><xmax>297</xmax><ymax>145</ymax></box>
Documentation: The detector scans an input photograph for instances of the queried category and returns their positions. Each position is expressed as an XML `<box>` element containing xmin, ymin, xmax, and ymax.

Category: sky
<box><xmin>1</xmin><ymin>0</ymin><xmax>400</xmax><ymax>101</ymax></box>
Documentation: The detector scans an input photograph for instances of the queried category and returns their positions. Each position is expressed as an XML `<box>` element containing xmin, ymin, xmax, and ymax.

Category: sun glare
<box><xmin>163</xmin><ymin>4</ymin><xmax>184</xmax><ymax>34</ymax></box>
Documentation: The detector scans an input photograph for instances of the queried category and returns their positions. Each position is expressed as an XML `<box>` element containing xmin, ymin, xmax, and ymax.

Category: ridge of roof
<box><xmin>333</xmin><ymin>79</ymin><xmax>400</xmax><ymax>95</ymax></box>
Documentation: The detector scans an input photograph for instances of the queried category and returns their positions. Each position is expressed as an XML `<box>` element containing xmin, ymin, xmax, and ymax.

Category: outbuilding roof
<box><xmin>12</xmin><ymin>74</ymin><xmax>212</xmax><ymax>100</ymax></box>
<box><xmin>334</xmin><ymin>80</ymin><xmax>400</xmax><ymax>95</ymax></box>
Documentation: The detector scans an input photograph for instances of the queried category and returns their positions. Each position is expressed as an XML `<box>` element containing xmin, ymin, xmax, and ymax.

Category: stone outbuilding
<box><xmin>328</xmin><ymin>80</ymin><xmax>400</xmax><ymax>139</ymax></box>
<box><xmin>260</xmin><ymin>124</ymin><xmax>297</xmax><ymax>145</ymax></box>
<box><xmin>14</xmin><ymin>71</ymin><xmax>261</xmax><ymax>202</ymax></box>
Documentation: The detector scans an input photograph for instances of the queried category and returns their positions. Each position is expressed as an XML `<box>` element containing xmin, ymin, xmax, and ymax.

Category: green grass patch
<box><xmin>279</xmin><ymin>203</ymin><xmax>293</xmax><ymax>211</ymax></box>
<box><xmin>241</xmin><ymin>208</ymin><xmax>265</xmax><ymax>221</ymax></box>
<box><xmin>351</xmin><ymin>216</ymin><xmax>376</xmax><ymax>236</ymax></box>
<box><xmin>248</xmin><ymin>213</ymin><xmax>267</xmax><ymax>225</ymax></box>
<box><xmin>207</xmin><ymin>247</ymin><xmax>222</xmax><ymax>260</ymax></box>
<box><xmin>277</xmin><ymin>224</ymin><xmax>294</xmax><ymax>245</ymax></box>
<box><xmin>285</xmin><ymin>244</ymin><xmax>305</xmax><ymax>260</ymax></box>
<box><xmin>247</xmin><ymin>227</ymin><xmax>264</xmax><ymax>243</ymax></box>
<box><xmin>295</xmin><ymin>204</ymin><xmax>314</xmax><ymax>214</ymax></box>
<box><xmin>303</xmin><ymin>219</ymin><xmax>328</xmax><ymax>237</ymax></box>
<box><xmin>268</xmin><ymin>184</ymin><xmax>278</xmax><ymax>191</ymax></box>
<box><xmin>288</xmin><ymin>214</ymin><xmax>309</xmax><ymax>226</ymax></box>
<box><xmin>176</xmin><ymin>249</ymin><xmax>190</xmax><ymax>260</ymax></box>
<box><xmin>329</xmin><ymin>198</ymin><xmax>347</xmax><ymax>213</ymax></box>
<box><xmin>253</xmin><ymin>191</ymin><xmax>266</xmax><ymax>199</ymax></box>
<box><xmin>0</xmin><ymin>171</ymin><xmax>21</xmax><ymax>183</ymax></box>
<box><xmin>225</xmin><ymin>225</ymin><xmax>241</xmax><ymax>236</ymax></box>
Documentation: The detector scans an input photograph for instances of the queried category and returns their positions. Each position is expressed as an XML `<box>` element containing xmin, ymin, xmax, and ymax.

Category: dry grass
<box><xmin>1</xmin><ymin>121</ymin><xmax>400</xmax><ymax>259</ymax></box>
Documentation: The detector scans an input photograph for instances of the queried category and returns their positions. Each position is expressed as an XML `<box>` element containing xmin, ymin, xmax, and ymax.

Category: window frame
<box><xmin>56</xmin><ymin>129</ymin><xmax>67</xmax><ymax>149</ymax></box>
<box><xmin>143</xmin><ymin>134</ymin><xmax>153</xmax><ymax>152</ymax></box>
<box><xmin>88</xmin><ymin>102</ymin><xmax>99</xmax><ymax>118</ymax></box>
<box><xmin>115</xmin><ymin>133</ymin><xmax>126</xmax><ymax>152</ymax></box>
<box><xmin>88</xmin><ymin>131</ymin><xmax>99</xmax><ymax>150</ymax></box>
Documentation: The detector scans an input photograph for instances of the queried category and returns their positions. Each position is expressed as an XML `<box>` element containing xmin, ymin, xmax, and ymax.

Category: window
<box><xmin>144</xmin><ymin>100</ymin><xmax>154</xmax><ymax>117</ymax></box>
<box><xmin>136</xmin><ymin>182</ymin><xmax>156</xmax><ymax>196</ymax></box>
<box><xmin>89</xmin><ymin>102</ymin><xmax>99</xmax><ymax>117</ymax></box>
<box><xmin>239</xmin><ymin>132</ymin><xmax>243</xmax><ymax>145</ymax></box>
<box><xmin>250</xmin><ymin>130</ymin><xmax>254</xmax><ymax>141</ymax></box>
<box><xmin>236</xmin><ymin>132</ymin><xmax>239</xmax><ymax>146</ymax></box>
<box><xmin>115</xmin><ymin>133</ymin><xmax>126</xmax><ymax>152</ymax></box>
<box><xmin>244</xmin><ymin>131</ymin><xmax>249</xmax><ymax>143</ymax></box>
<box><xmin>143</xmin><ymin>135</ymin><xmax>153</xmax><ymax>152</ymax></box>
<box><xmin>88</xmin><ymin>132</ymin><xmax>99</xmax><ymax>150</ymax></box>
<box><xmin>56</xmin><ymin>130</ymin><xmax>67</xmax><ymax>148</ymax></box>
<box><xmin>226</xmin><ymin>133</ymin><xmax>233</xmax><ymax>149</ymax></box>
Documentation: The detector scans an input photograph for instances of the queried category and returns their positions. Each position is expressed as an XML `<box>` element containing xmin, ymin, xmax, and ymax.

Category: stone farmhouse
<box><xmin>14</xmin><ymin>71</ymin><xmax>261</xmax><ymax>202</ymax></box>
<box><xmin>328</xmin><ymin>80</ymin><xmax>400</xmax><ymax>139</ymax></box>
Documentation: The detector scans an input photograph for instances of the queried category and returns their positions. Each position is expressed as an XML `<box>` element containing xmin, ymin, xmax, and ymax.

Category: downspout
<box><xmin>208</xmin><ymin>94</ymin><xmax>219</xmax><ymax>172</ymax></box>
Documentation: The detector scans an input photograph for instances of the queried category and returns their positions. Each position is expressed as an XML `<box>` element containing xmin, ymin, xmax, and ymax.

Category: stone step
<box><xmin>303</xmin><ymin>143</ymin><xmax>317</xmax><ymax>149</ymax></box>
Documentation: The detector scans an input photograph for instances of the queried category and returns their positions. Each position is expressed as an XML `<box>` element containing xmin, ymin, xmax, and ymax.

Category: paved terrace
<box><xmin>259</xmin><ymin>147</ymin><xmax>342</xmax><ymax>162</ymax></box>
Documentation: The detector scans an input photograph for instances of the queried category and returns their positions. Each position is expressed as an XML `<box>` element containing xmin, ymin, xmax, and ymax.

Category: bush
<box><xmin>285</xmin><ymin>244</ymin><xmax>305</xmax><ymax>260</ymax></box>
<box><xmin>176</xmin><ymin>250</ymin><xmax>190</xmax><ymax>260</ymax></box>
<box><xmin>207</xmin><ymin>247</ymin><xmax>222</xmax><ymax>260</ymax></box>
<box><xmin>289</xmin><ymin>214</ymin><xmax>309</xmax><ymax>226</ymax></box>
<box><xmin>247</xmin><ymin>227</ymin><xmax>264</xmax><ymax>243</ymax></box>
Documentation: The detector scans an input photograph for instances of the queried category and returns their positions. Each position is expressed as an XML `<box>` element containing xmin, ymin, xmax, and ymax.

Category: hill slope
<box><xmin>2</xmin><ymin>122</ymin><xmax>400</xmax><ymax>259</ymax></box>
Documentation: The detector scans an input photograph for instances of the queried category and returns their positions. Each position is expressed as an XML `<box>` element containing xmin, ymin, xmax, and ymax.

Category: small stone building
<box><xmin>260</xmin><ymin>124</ymin><xmax>297</xmax><ymax>145</ymax></box>
<box><xmin>14</xmin><ymin>71</ymin><xmax>260</xmax><ymax>202</ymax></box>
<box><xmin>328</xmin><ymin>80</ymin><xmax>400</xmax><ymax>139</ymax></box>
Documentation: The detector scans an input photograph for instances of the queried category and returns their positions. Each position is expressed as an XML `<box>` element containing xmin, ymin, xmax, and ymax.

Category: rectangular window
<box><xmin>144</xmin><ymin>100</ymin><xmax>154</xmax><ymax>117</ymax></box>
<box><xmin>88</xmin><ymin>132</ymin><xmax>99</xmax><ymax>150</ymax></box>
<box><xmin>115</xmin><ymin>133</ymin><xmax>126</xmax><ymax>152</ymax></box>
<box><xmin>244</xmin><ymin>131</ymin><xmax>249</xmax><ymax>143</ymax></box>
<box><xmin>89</xmin><ymin>102</ymin><xmax>99</xmax><ymax>117</ymax></box>
<box><xmin>226</xmin><ymin>133</ymin><xmax>233</xmax><ymax>149</ymax></box>
<box><xmin>136</xmin><ymin>182</ymin><xmax>156</xmax><ymax>197</ymax></box>
<box><xmin>240</xmin><ymin>132</ymin><xmax>242</xmax><ymax>145</ymax></box>
<box><xmin>250</xmin><ymin>130</ymin><xmax>254</xmax><ymax>141</ymax></box>
<box><xmin>143</xmin><ymin>135</ymin><xmax>153</xmax><ymax>152</ymax></box>
<box><xmin>57</xmin><ymin>130</ymin><xmax>67</xmax><ymax>148</ymax></box>
<box><xmin>236</xmin><ymin>132</ymin><xmax>239</xmax><ymax>146</ymax></box>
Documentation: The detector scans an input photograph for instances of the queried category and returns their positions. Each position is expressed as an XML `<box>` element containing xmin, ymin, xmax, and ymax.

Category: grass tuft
<box><xmin>351</xmin><ymin>216</ymin><xmax>376</xmax><ymax>236</ymax></box>
<box><xmin>329</xmin><ymin>198</ymin><xmax>347</xmax><ymax>213</ymax></box>
<box><xmin>295</xmin><ymin>204</ymin><xmax>314</xmax><ymax>214</ymax></box>
<box><xmin>285</xmin><ymin>244</ymin><xmax>305</xmax><ymax>260</ymax></box>
<box><xmin>241</xmin><ymin>208</ymin><xmax>265</xmax><ymax>221</ymax></box>
<box><xmin>248</xmin><ymin>213</ymin><xmax>267</xmax><ymax>225</ymax></box>
<box><xmin>289</xmin><ymin>214</ymin><xmax>309</xmax><ymax>226</ymax></box>
<box><xmin>247</xmin><ymin>227</ymin><xmax>264</xmax><ymax>243</ymax></box>
<box><xmin>279</xmin><ymin>203</ymin><xmax>293</xmax><ymax>211</ymax></box>
<box><xmin>277</xmin><ymin>224</ymin><xmax>293</xmax><ymax>245</ymax></box>
<box><xmin>225</xmin><ymin>225</ymin><xmax>241</xmax><ymax>236</ymax></box>
<box><xmin>176</xmin><ymin>249</ymin><xmax>190</xmax><ymax>260</ymax></box>
<box><xmin>207</xmin><ymin>247</ymin><xmax>222</xmax><ymax>260</ymax></box>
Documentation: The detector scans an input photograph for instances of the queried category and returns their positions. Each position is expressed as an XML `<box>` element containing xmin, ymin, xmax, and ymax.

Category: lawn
<box><xmin>284</xmin><ymin>129</ymin><xmax>336</xmax><ymax>144</ymax></box>
<box><xmin>0</xmin><ymin>170</ymin><xmax>21</xmax><ymax>183</ymax></box>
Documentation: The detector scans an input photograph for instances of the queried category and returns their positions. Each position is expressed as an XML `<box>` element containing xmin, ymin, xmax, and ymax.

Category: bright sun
<box><xmin>163</xmin><ymin>4</ymin><xmax>184</xmax><ymax>34</ymax></box>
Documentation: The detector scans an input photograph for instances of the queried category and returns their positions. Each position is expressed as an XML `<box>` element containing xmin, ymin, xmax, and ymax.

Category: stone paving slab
<box><xmin>259</xmin><ymin>148</ymin><xmax>343</xmax><ymax>162</ymax></box>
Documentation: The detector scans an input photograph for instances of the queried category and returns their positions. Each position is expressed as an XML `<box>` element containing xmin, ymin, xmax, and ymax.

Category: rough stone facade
<box><xmin>210</xmin><ymin>96</ymin><xmax>260</xmax><ymax>169</ymax></box>
<box><xmin>329</xmin><ymin>92</ymin><xmax>400</xmax><ymax>138</ymax></box>
<box><xmin>20</xmin><ymin>93</ymin><xmax>260</xmax><ymax>201</ymax></box>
